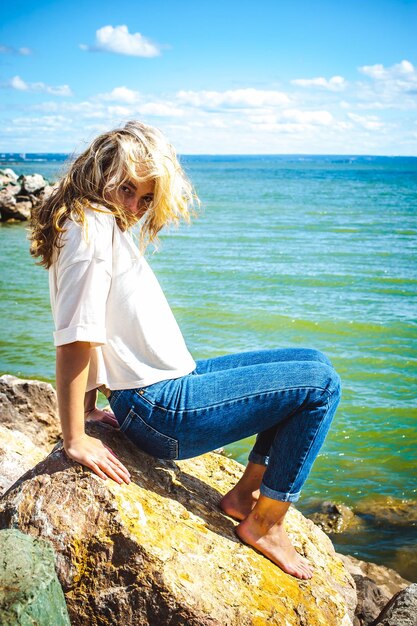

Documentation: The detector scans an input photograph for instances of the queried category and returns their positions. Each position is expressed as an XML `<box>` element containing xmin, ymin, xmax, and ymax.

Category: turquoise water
<box><xmin>1</xmin><ymin>155</ymin><xmax>416</xmax><ymax>579</ymax></box>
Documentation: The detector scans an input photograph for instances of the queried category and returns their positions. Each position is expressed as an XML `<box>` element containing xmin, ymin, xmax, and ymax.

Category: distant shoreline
<box><xmin>1</xmin><ymin>153</ymin><xmax>417</xmax><ymax>162</ymax></box>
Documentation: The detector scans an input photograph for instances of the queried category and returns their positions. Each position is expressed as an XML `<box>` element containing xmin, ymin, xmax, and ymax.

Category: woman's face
<box><xmin>116</xmin><ymin>179</ymin><xmax>155</xmax><ymax>220</ymax></box>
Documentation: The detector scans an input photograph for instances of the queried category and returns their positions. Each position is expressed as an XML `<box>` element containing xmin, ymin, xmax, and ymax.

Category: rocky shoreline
<box><xmin>1</xmin><ymin>374</ymin><xmax>416</xmax><ymax>625</ymax></box>
<box><xmin>0</xmin><ymin>167</ymin><xmax>55</xmax><ymax>221</ymax></box>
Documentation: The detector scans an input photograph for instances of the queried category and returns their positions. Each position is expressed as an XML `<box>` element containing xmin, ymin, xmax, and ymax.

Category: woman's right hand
<box><xmin>64</xmin><ymin>433</ymin><xmax>131</xmax><ymax>485</ymax></box>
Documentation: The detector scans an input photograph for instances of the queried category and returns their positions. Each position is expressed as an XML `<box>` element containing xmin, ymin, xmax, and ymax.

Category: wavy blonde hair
<box><xmin>29</xmin><ymin>120</ymin><xmax>198</xmax><ymax>268</ymax></box>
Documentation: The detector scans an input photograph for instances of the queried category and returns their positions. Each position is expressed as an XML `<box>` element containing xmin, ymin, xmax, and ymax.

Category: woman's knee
<box><xmin>309</xmin><ymin>361</ymin><xmax>341</xmax><ymax>399</ymax></box>
<box><xmin>324</xmin><ymin>363</ymin><xmax>342</xmax><ymax>400</ymax></box>
<box><xmin>299</xmin><ymin>347</ymin><xmax>334</xmax><ymax>368</ymax></box>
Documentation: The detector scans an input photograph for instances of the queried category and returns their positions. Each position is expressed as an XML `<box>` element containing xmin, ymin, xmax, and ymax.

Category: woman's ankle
<box><xmin>244</xmin><ymin>495</ymin><xmax>290</xmax><ymax>529</ymax></box>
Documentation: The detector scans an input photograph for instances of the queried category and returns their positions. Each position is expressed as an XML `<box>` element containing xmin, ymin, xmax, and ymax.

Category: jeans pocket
<box><xmin>122</xmin><ymin>407</ymin><xmax>179</xmax><ymax>460</ymax></box>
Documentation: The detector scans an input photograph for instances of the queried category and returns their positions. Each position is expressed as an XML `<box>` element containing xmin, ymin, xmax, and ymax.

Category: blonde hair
<box><xmin>29</xmin><ymin>120</ymin><xmax>198</xmax><ymax>268</ymax></box>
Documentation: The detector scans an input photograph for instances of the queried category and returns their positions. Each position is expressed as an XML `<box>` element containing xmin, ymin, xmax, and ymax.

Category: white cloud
<box><xmin>106</xmin><ymin>105</ymin><xmax>132</xmax><ymax>117</ymax></box>
<box><xmin>80</xmin><ymin>25</ymin><xmax>161</xmax><ymax>57</ymax></box>
<box><xmin>8</xmin><ymin>75</ymin><xmax>72</xmax><ymax>96</ymax></box>
<box><xmin>0</xmin><ymin>45</ymin><xmax>33</xmax><ymax>55</ymax></box>
<box><xmin>291</xmin><ymin>75</ymin><xmax>346</xmax><ymax>91</ymax></box>
<box><xmin>358</xmin><ymin>59</ymin><xmax>417</xmax><ymax>99</ymax></box>
<box><xmin>248</xmin><ymin>110</ymin><xmax>334</xmax><ymax>126</ymax></box>
<box><xmin>177</xmin><ymin>88</ymin><xmax>290</xmax><ymax>109</ymax></box>
<box><xmin>347</xmin><ymin>112</ymin><xmax>385</xmax><ymax>130</ymax></box>
<box><xmin>10</xmin><ymin>76</ymin><xmax>28</xmax><ymax>91</ymax></box>
<box><xmin>139</xmin><ymin>102</ymin><xmax>184</xmax><ymax>117</ymax></box>
<box><xmin>10</xmin><ymin>115</ymin><xmax>67</xmax><ymax>130</ymax></box>
<box><xmin>3</xmin><ymin>59</ymin><xmax>416</xmax><ymax>154</ymax></box>
<box><xmin>98</xmin><ymin>86</ymin><xmax>142</xmax><ymax>103</ymax></box>
<box><xmin>359</xmin><ymin>59</ymin><xmax>415</xmax><ymax>81</ymax></box>
<box><xmin>281</xmin><ymin>109</ymin><xmax>334</xmax><ymax>125</ymax></box>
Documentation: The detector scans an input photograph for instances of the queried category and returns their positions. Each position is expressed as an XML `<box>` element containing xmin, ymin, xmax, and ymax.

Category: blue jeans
<box><xmin>109</xmin><ymin>348</ymin><xmax>341</xmax><ymax>503</ymax></box>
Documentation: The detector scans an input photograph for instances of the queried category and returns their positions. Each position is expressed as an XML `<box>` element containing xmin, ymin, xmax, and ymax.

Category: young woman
<box><xmin>30</xmin><ymin>120</ymin><xmax>341</xmax><ymax>581</ymax></box>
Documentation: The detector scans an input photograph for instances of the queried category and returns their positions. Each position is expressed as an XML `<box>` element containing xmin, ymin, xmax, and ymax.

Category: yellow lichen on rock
<box><xmin>0</xmin><ymin>422</ymin><xmax>356</xmax><ymax>625</ymax></box>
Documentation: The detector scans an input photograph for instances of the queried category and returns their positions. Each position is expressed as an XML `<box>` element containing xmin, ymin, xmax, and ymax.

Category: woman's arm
<box><xmin>56</xmin><ymin>341</ymin><xmax>130</xmax><ymax>485</ymax></box>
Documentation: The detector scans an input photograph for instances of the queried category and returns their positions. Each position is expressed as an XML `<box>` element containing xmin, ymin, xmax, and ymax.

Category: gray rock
<box><xmin>0</xmin><ymin>375</ymin><xmax>61</xmax><ymax>449</ymax></box>
<box><xmin>351</xmin><ymin>575</ymin><xmax>389</xmax><ymax>626</ymax></box>
<box><xmin>340</xmin><ymin>553</ymin><xmax>411</xmax><ymax>600</ymax></box>
<box><xmin>372</xmin><ymin>583</ymin><xmax>417</xmax><ymax>625</ymax></box>
<box><xmin>0</xmin><ymin>188</ymin><xmax>17</xmax><ymax>213</ymax></box>
<box><xmin>0</xmin><ymin>168</ymin><xmax>18</xmax><ymax>182</ymax></box>
<box><xmin>339</xmin><ymin>554</ymin><xmax>413</xmax><ymax>626</ymax></box>
<box><xmin>309</xmin><ymin>500</ymin><xmax>356</xmax><ymax>533</ymax></box>
<box><xmin>0</xmin><ymin>188</ymin><xmax>31</xmax><ymax>221</ymax></box>
<box><xmin>14</xmin><ymin>199</ymin><xmax>32</xmax><ymax>220</ymax></box>
<box><xmin>0</xmin><ymin>425</ymin><xmax>46</xmax><ymax>496</ymax></box>
<box><xmin>0</xmin><ymin>528</ymin><xmax>70</xmax><ymax>626</ymax></box>
<box><xmin>18</xmin><ymin>173</ymin><xmax>48</xmax><ymax>195</ymax></box>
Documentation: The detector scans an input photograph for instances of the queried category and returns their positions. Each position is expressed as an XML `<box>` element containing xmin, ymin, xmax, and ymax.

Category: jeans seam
<box><xmin>141</xmin><ymin>385</ymin><xmax>334</xmax><ymax>414</ymax></box>
<box><xmin>119</xmin><ymin>406</ymin><xmax>135</xmax><ymax>433</ymax></box>
<box><xmin>123</xmin><ymin>406</ymin><xmax>179</xmax><ymax>458</ymax></box>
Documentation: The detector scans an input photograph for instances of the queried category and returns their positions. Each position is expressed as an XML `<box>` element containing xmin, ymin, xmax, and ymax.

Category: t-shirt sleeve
<box><xmin>53</xmin><ymin>211</ymin><xmax>113</xmax><ymax>347</ymax></box>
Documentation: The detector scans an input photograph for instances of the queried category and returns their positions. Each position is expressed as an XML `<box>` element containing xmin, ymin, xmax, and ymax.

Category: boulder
<box><xmin>350</xmin><ymin>576</ymin><xmax>390</xmax><ymax>626</ymax></box>
<box><xmin>0</xmin><ymin>179</ymin><xmax>19</xmax><ymax>195</ymax></box>
<box><xmin>0</xmin><ymin>188</ymin><xmax>18</xmax><ymax>220</ymax></box>
<box><xmin>0</xmin><ymin>421</ymin><xmax>357</xmax><ymax>626</ymax></box>
<box><xmin>0</xmin><ymin>187</ymin><xmax>31</xmax><ymax>221</ymax></box>
<box><xmin>0</xmin><ymin>167</ymin><xmax>19</xmax><ymax>182</ymax></box>
<box><xmin>18</xmin><ymin>173</ymin><xmax>48</xmax><ymax>195</ymax></box>
<box><xmin>308</xmin><ymin>501</ymin><xmax>356</xmax><ymax>533</ymax></box>
<box><xmin>0</xmin><ymin>374</ymin><xmax>61</xmax><ymax>448</ymax></box>
<box><xmin>338</xmin><ymin>555</ymin><xmax>411</xmax><ymax>626</ymax></box>
<box><xmin>0</xmin><ymin>528</ymin><xmax>71</xmax><ymax>625</ymax></box>
<box><xmin>13</xmin><ymin>198</ymin><xmax>33</xmax><ymax>220</ymax></box>
<box><xmin>339</xmin><ymin>554</ymin><xmax>411</xmax><ymax>600</ymax></box>
<box><xmin>372</xmin><ymin>583</ymin><xmax>417</xmax><ymax>626</ymax></box>
<box><xmin>355</xmin><ymin>496</ymin><xmax>417</xmax><ymax>528</ymax></box>
<box><xmin>0</xmin><ymin>424</ymin><xmax>46</xmax><ymax>496</ymax></box>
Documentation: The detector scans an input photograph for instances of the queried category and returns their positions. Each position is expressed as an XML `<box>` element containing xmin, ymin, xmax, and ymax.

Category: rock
<box><xmin>337</xmin><ymin>554</ymin><xmax>412</xmax><ymax>626</ymax></box>
<box><xmin>0</xmin><ymin>167</ymin><xmax>19</xmax><ymax>182</ymax></box>
<box><xmin>351</xmin><ymin>576</ymin><xmax>389</xmax><ymax>626</ymax></box>
<box><xmin>18</xmin><ymin>173</ymin><xmax>48</xmax><ymax>195</ymax></box>
<box><xmin>0</xmin><ymin>374</ymin><xmax>61</xmax><ymax>449</ymax></box>
<box><xmin>308</xmin><ymin>501</ymin><xmax>356</xmax><ymax>533</ymax></box>
<box><xmin>0</xmin><ymin>421</ymin><xmax>357</xmax><ymax>626</ymax></box>
<box><xmin>14</xmin><ymin>198</ymin><xmax>33</xmax><ymax>219</ymax></box>
<box><xmin>0</xmin><ymin>187</ymin><xmax>16</xmax><ymax>213</ymax></box>
<box><xmin>0</xmin><ymin>424</ymin><xmax>46</xmax><ymax>496</ymax></box>
<box><xmin>372</xmin><ymin>583</ymin><xmax>417</xmax><ymax>626</ymax></box>
<box><xmin>0</xmin><ymin>179</ymin><xmax>19</xmax><ymax>195</ymax></box>
<box><xmin>0</xmin><ymin>188</ymin><xmax>30</xmax><ymax>221</ymax></box>
<box><xmin>38</xmin><ymin>183</ymin><xmax>56</xmax><ymax>201</ymax></box>
<box><xmin>339</xmin><ymin>554</ymin><xmax>411</xmax><ymax>600</ymax></box>
<box><xmin>355</xmin><ymin>496</ymin><xmax>417</xmax><ymax>528</ymax></box>
<box><xmin>0</xmin><ymin>528</ymin><xmax>70</xmax><ymax>625</ymax></box>
<box><xmin>391</xmin><ymin>546</ymin><xmax>417</xmax><ymax>584</ymax></box>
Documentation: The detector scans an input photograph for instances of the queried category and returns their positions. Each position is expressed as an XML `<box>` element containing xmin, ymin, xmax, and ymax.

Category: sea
<box><xmin>1</xmin><ymin>153</ymin><xmax>416</xmax><ymax>580</ymax></box>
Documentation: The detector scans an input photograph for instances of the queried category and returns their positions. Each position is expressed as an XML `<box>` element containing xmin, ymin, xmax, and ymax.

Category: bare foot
<box><xmin>235</xmin><ymin>517</ymin><xmax>314</xmax><ymax>580</ymax></box>
<box><xmin>219</xmin><ymin>487</ymin><xmax>260</xmax><ymax>521</ymax></box>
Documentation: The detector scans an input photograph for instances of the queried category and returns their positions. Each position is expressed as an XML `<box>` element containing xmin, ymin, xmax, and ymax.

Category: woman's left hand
<box><xmin>85</xmin><ymin>407</ymin><xmax>119</xmax><ymax>429</ymax></box>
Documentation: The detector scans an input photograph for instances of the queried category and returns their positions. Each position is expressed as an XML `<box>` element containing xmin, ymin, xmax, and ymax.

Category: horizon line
<box><xmin>1</xmin><ymin>152</ymin><xmax>417</xmax><ymax>159</ymax></box>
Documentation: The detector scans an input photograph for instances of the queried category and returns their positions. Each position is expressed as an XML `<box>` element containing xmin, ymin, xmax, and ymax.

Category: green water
<box><xmin>1</xmin><ymin>155</ymin><xmax>416</xmax><ymax>579</ymax></box>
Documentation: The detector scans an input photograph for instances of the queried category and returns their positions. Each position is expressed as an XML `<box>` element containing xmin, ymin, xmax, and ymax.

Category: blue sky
<box><xmin>1</xmin><ymin>0</ymin><xmax>416</xmax><ymax>154</ymax></box>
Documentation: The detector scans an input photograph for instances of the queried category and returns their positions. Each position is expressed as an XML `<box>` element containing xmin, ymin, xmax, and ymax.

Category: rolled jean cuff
<box><xmin>248</xmin><ymin>450</ymin><xmax>269</xmax><ymax>466</ymax></box>
<box><xmin>260</xmin><ymin>483</ymin><xmax>301</xmax><ymax>503</ymax></box>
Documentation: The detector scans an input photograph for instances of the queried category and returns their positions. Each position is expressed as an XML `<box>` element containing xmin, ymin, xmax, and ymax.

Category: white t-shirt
<box><xmin>48</xmin><ymin>205</ymin><xmax>196</xmax><ymax>391</ymax></box>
